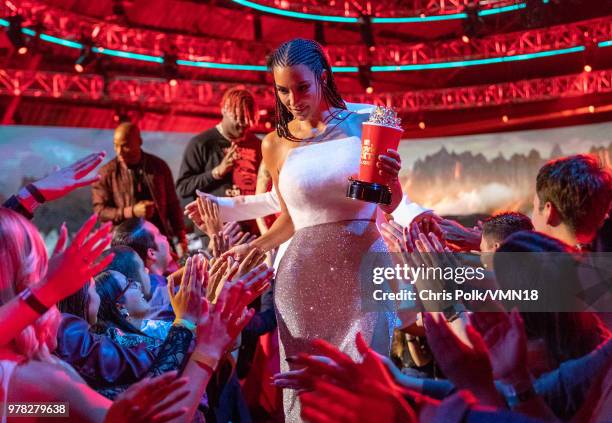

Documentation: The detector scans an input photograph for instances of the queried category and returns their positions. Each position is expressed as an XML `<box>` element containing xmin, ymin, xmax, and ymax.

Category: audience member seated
<box><xmin>112</xmin><ymin>218</ymin><xmax>176</xmax><ymax>320</ymax></box>
<box><xmin>105</xmin><ymin>245</ymin><xmax>152</xmax><ymax>301</ymax></box>
<box><xmin>0</xmin><ymin>207</ymin><xmax>191</xmax><ymax>422</ymax></box>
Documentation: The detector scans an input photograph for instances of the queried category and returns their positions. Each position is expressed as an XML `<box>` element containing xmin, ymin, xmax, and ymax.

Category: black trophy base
<box><xmin>346</xmin><ymin>178</ymin><xmax>392</xmax><ymax>205</ymax></box>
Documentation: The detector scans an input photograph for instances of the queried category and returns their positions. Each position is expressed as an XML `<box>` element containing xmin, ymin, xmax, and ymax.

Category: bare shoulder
<box><xmin>261</xmin><ymin>131</ymin><xmax>280</xmax><ymax>154</ymax></box>
<box><xmin>261</xmin><ymin>131</ymin><xmax>286</xmax><ymax>173</ymax></box>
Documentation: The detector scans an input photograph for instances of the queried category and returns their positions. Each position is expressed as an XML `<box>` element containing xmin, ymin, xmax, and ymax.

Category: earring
<box><xmin>118</xmin><ymin>305</ymin><xmax>131</xmax><ymax>321</ymax></box>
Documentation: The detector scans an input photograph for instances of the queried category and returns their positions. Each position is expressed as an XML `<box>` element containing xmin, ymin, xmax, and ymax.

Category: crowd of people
<box><xmin>1</xmin><ymin>37</ymin><xmax>611</xmax><ymax>423</ymax></box>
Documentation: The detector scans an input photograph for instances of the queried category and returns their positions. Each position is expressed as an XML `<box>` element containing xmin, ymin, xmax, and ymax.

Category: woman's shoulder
<box><xmin>261</xmin><ymin>130</ymin><xmax>286</xmax><ymax>161</ymax></box>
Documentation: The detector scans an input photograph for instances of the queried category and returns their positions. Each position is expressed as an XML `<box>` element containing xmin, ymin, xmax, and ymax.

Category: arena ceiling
<box><xmin>1</xmin><ymin>0</ymin><xmax>612</xmax><ymax>136</ymax></box>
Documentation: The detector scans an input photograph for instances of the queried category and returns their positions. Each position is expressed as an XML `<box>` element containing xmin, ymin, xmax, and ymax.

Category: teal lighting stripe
<box><xmin>332</xmin><ymin>66</ymin><xmax>360</xmax><ymax>72</ymax></box>
<box><xmin>371</xmin><ymin>46</ymin><xmax>585</xmax><ymax>71</ymax></box>
<box><xmin>232</xmin><ymin>0</ymin><xmax>526</xmax><ymax>23</ymax></box>
<box><xmin>478</xmin><ymin>3</ymin><xmax>526</xmax><ymax>16</ymax></box>
<box><xmin>177</xmin><ymin>59</ymin><xmax>267</xmax><ymax>71</ymax></box>
<box><xmin>231</xmin><ymin>0</ymin><xmax>359</xmax><ymax>23</ymax></box>
<box><xmin>93</xmin><ymin>47</ymin><xmax>164</xmax><ymax>63</ymax></box>
<box><xmin>372</xmin><ymin>13</ymin><xmax>466</xmax><ymax>23</ymax></box>
<box><xmin>22</xmin><ymin>28</ymin><xmax>36</xmax><ymax>36</ymax></box>
<box><xmin>39</xmin><ymin>34</ymin><xmax>83</xmax><ymax>49</ymax></box>
<box><xmin>177</xmin><ymin>60</ymin><xmax>358</xmax><ymax>72</ymax></box>
<box><xmin>4</xmin><ymin>19</ymin><xmax>601</xmax><ymax>73</ymax></box>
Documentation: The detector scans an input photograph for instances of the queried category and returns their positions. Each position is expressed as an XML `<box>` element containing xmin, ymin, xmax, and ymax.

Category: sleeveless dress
<box><xmin>275</xmin><ymin>113</ymin><xmax>396</xmax><ymax>422</ymax></box>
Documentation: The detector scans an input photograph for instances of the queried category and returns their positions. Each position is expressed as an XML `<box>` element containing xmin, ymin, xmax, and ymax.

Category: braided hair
<box><xmin>266</xmin><ymin>38</ymin><xmax>347</xmax><ymax>141</ymax></box>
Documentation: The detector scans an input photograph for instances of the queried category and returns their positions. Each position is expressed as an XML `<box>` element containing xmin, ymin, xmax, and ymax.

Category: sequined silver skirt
<box><xmin>275</xmin><ymin>220</ymin><xmax>395</xmax><ymax>422</ymax></box>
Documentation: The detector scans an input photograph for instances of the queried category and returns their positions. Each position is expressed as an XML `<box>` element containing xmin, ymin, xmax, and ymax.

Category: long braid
<box><xmin>266</xmin><ymin>38</ymin><xmax>347</xmax><ymax>141</ymax></box>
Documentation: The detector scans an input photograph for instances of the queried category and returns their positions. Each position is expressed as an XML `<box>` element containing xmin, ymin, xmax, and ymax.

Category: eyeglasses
<box><xmin>114</xmin><ymin>278</ymin><xmax>142</xmax><ymax>303</ymax></box>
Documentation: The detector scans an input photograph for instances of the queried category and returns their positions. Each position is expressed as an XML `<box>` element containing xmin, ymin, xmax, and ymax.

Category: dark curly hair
<box><xmin>482</xmin><ymin>211</ymin><xmax>534</xmax><ymax>244</ymax></box>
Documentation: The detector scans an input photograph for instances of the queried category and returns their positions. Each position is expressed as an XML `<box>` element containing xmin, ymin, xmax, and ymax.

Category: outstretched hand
<box><xmin>470</xmin><ymin>310</ymin><xmax>529</xmax><ymax>383</ymax></box>
<box><xmin>194</xmin><ymin>264</ymin><xmax>274</xmax><ymax>361</ymax></box>
<box><xmin>105</xmin><ymin>371</ymin><xmax>189</xmax><ymax>423</ymax></box>
<box><xmin>33</xmin><ymin>151</ymin><xmax>106</xmax><ymax>202</ymax></box>
<box><xmin>35</xmin><ymin>214</ymin><xmax>114</xmax><ymax>307</ymax></box>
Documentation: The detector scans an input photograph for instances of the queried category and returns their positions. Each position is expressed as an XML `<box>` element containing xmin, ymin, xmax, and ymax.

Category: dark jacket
<box><xmin>91</xmin><ymin>152</ymin><xmax>185</xmax><ymax>238</ymax></box>
<box><xmin>54</xmin><ymin>313</ymin><xmax>192</xmax><ymax>391</ymax></box>
<box><xmin>176</xmin><ymin>128</ymin><xmax>262</xmax><ymax>200</ymax></box>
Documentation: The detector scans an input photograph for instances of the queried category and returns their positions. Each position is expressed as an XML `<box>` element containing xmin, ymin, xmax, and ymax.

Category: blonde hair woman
<box><xmin>0</xmin><ymin>208</ymin><xmax>189</xmax><ymax>422</ymax></box>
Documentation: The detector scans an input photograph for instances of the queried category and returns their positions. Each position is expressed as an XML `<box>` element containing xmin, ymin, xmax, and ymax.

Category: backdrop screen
<box><xmin>2</xmin><ymin>122</ymin><xmax>611</xmax><ymax>245</ymax></box>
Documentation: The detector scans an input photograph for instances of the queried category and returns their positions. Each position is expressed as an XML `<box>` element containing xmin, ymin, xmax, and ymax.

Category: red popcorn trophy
<box><xmin>347</xmin><ymin>106</ymin><xmax>403</xmax><ymax>205</ymax></box>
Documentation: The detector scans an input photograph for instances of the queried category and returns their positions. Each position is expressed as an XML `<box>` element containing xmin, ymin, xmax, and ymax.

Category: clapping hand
<box><xmin>470</xmin><ymin>310</ymin><xmax>529</xmax><ymax>384</ymax></box>
<box><xmin>276</xmin><ymin>333</ymin><xmax>417</xmax><ymax>423</ymax></box>
<box><xmin>418</xmin><ymin>215</ymin><xmax>481</xmax><ymax>252</ymax></box>
<box><xmin>193</xmin><ymin>264</ymin><xmax>274</xmax><ymax>363</ymax></box>
<box><xmin>424</xmin><ymin>313</ymin><xmax>504</xmax><ymax>408</ymax></box>
<box><xmin>222</xmin><ymin>221</ymin><xmax>257</xmax><ymax>248</ymax></box>
<box><xmin>104</xmin><ymin>371</ymin><xmax>189</xmax><ymax>423</ymax></box>
<box><xmin>32</xmin><ymin>151</ymin><xmax>105</xmax><ymax>202</ymax></box>
<box><xmin>36</xmin><ymin>214</ymin><xmax>114</xmax><ymax>307</ymax></box>
<box><xmin>196</xmin><ymin>197</ymin><xmax>223</xmax><ymax>238</ymax></box>
<box><xmin>168</xmin><ymin>255</ymin><xmax>208</xmax><ymax>325</ymax></box>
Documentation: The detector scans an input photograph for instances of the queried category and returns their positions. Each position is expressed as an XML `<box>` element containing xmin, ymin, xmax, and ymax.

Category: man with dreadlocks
<box><xmin>223</xmin><ymin>38</ymin><xmax>405</xmax><ymax>422</ymax></box>
<box><xmin>176</xmin><ymin>86</ymin><xmax>262</xmax><ymax>203</ymax></box>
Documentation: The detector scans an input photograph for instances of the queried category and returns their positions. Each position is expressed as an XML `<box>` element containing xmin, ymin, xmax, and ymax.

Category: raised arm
<box><xmin>249</xmin><ymin>133</ymin><xmax>295</xmax><ymax>252</ymax></box>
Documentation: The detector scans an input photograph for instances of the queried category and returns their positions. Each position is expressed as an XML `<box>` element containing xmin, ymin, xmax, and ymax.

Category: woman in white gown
<box><xmin>226</xmin><ymin>38</ymin><xmax>403</xmax><ymax>422</ymax></box>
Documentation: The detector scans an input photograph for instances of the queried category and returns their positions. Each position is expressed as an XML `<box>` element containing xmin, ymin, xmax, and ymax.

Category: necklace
<box><xmin>216</xmin><ymin>123</ymin><xmax>230</xmax><ymax>141</ymax></box>
<box><xmin>295</xmin><ymin>109</ymin><xmax>349</xmax><ymax>142</ymax></box>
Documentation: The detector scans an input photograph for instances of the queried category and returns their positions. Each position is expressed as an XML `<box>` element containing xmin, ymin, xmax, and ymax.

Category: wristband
<box><xmin>19</xmin><ymin>288</ymin><xmax>49</xmax><ymax>315</ymax></box>
<box><xmin>25</xmin><ymin>184</ymin><xmax>46</xmax><ymax>203</ymax></box>
<box><xmin>190</xmin><ymin>350</ymin><xmax>219</xmax><ymax>372</ymax></box>
<box><xmin>173</xmin><ymin>318</ymin><xmax>197</xmax><ymax>333</ymax></box>
<box><xmin>502</xmin><ymin>379</ymin><xmax>537</xmax><ymax>408</ymax></box>
<box><xmin>3</xmin><ymin>195</ymin><xmax>34</xmax><ymax>220</ymax></box>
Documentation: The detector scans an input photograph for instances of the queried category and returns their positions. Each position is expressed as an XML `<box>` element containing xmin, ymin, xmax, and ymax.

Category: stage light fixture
<box><xmin>502</xmin><ymin>115</ymin><xmax>509</xmax><ymax>123</ymax></box>
<box><xmin>584</xmin><ymin>64</ymin><xmax>592</xmax><ymax>73</ymax></box>
<box><xmin>463</xmin><ymin>3</ymin><xmax>483</xmax><ymax>38</ymax></box>
<box><xmin>588</xmin><ymin>105</ymin><xmax>595</xmax><ymax>113</ymax></box>
<box><xmin>75</xmin><ymin>45</ymin><xmax>95</xmax><ymax>73</ymax></box>
<box><xmin>461</xmin><ymin>35</ymin><xmax>470</xmax><ymax>44</ymax></box>
<box><xmin>359</xmin><ymin>14</ymin><xmax>375</xmax><ymax>48</ymax></box>
<box><xmin>418</xmin><ymin>121</ymin><xmax>426</xmax><ymax>129</ymax></box>
<box><xmin>6</xmin><ymin>14</ymin><xmax>27</xmax><ymax>53</ymax></box>
<box><xmin>358</xmin><ymin>66</ymin><xmax>373</xmax><ymax>93</ymax></box>
<box><xmin>163</xmin><ymin>52</ymin><xmax>180</xmax><ymax>83</ymax></box>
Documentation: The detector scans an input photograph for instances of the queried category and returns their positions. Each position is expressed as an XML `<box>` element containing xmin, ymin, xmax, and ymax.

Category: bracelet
<box><xmin>25</xmin><ymin>184</ymin><xmax>46</xmax><ymax>203</ymax></box>
<box><xmin>190</xmin><ymin>350</ymin><xmax>219</xmax><ymax>373</ymax></box>
<box><xmin>173</xmin><ymin>318</ymin><xmax>197</xmax><ymax>333</ymax></box>
<box><xmin>19</xmin><ymin>288</ymin><xmax>49</xmax><ymax>315</ymax></box>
